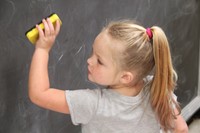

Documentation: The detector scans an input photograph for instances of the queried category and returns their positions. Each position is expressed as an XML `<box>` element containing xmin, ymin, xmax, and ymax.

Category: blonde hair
<box><xmin>104</xmin><ymin>20</ymin><xmax>181</xmax><ymax>131</ymax></box>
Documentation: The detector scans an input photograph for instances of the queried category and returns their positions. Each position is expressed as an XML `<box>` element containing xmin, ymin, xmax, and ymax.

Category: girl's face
<box><xmin>87</xmin><ymin>31</ymin><xmax>122</xmax><ymax>86</ymax></box>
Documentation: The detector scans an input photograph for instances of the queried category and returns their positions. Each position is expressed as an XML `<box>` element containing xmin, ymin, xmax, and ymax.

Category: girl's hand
<box><xmin>35</xmin><ymin>18</ymin><xmax>60</xmax><ymax>52</ymax></box>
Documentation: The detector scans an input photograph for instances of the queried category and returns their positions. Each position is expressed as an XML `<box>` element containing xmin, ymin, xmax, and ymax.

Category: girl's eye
<box><xmin>97</xmin><ymin>59</ymin><xmax>103</xmax><ymax>65</ymax></box>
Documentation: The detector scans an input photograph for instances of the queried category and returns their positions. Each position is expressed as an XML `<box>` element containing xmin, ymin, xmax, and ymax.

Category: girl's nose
<box><xmin>87</xmin><ymin>57</ymin><xmax>93</xmax><ymax>65</ymax></box>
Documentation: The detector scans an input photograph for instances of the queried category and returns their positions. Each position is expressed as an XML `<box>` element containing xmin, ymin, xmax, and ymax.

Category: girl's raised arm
<box><xmin>28</xmin><ymin>18</ymin><xmax>70</xmax><ymax>114</ymax></box>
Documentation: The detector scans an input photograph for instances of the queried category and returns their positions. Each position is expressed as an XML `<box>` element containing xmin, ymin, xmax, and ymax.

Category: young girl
<box><xmin>28</xmin><ymin>18</ymin><xmax>188</xmax><ymax>133</ymax></box>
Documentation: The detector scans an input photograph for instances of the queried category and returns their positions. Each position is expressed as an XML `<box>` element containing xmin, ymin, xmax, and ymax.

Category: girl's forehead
<box><xmin>93</xmin><ymin>32</ymin><xmax>112</xmax><ymax>56</ymax></box>
<box><xmin>93</xmin><ymin>31</ymin><xmax>125</xmax><ymax>67</ymax></box>
<box><xmin>94</xmin><ymin>31</ymin><xmax>124</xmax><ymax>50</ymax></box>
<box><xmin>94</xmin><ymin>31</ymin><xmax>117</xmax><ymax>55</ymax></box>
<box><xmin>97</xmin><ymin>31</ymin><xmax>125</xmax><ymax>55</ymax></box>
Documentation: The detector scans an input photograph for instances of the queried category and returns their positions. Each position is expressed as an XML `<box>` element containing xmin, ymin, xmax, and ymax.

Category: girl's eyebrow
<box><xmin>92</xmin><ymin>45</ymin><xmax>101</xmax><ymax>58</ymax></box>
<box><xmin>96</xmin><ymin>54</ymin><xmax>103</xmax><ymax>61</ymax></box>
<box><xmin>93</xmin><ymin>44</ymin><xmax>106</xmax><ymax>63</ymax></box>
<box><xmin>95</xmin><ymin>50</ymin><xmax>106</xmax><ymax>63</ymax></box>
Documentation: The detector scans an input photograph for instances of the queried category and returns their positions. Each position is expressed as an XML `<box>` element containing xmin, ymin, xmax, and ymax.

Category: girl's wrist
<box><xmin>35</xmin><ymin>41</ymin><xmax>53</xmax><ymax>53</ymax></box>
<box><xmin>35</xmin><ymin>47</ymin><xmax>50</xmax><ymax>54</ymax></box>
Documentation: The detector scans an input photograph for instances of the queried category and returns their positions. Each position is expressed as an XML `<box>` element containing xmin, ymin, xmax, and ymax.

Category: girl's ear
<box><xmin>120</xmin><ymin>71</ymin><xmax>134</xmax><ymax>84</ymax></box>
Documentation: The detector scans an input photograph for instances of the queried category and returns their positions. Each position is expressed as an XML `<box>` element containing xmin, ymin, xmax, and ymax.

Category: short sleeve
<box><xmin>65</xmin><ymin>89</ymin><xmax>99</xmax><ymax>125</ymax></box>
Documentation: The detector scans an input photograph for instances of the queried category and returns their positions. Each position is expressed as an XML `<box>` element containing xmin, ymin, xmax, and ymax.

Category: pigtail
<box><xmin>150</xmin><ymin>26</ymin><xmax>181</xmax><ymax>131</ymax></box>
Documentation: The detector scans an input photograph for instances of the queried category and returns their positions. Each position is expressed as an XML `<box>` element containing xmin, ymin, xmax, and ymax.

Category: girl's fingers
<box><xmin>36</xmin><ymin>24</ymin><xmax>44</xmax><ymax>38</ymax></box>
<box><xmin>36</xmin><ymin>18</ymin><xmax>60</xmax><ymax>43</ymax></box>
<box><xmin>55</xmin><ymin>20</ymin><xmax>60</xmax><ymax>36</ymax></box>
<box><xmin>47</xmin><ymin>18</ymin><xmax>54</xmax><ymax>35</ymax></box>
<box><xmin>43</xmin><ymin>19</ymin><xmax>50</xmax><ymax>36</ymax></box>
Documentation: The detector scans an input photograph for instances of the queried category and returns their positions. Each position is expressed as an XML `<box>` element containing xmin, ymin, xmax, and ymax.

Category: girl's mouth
<box><xmin>88</xmin><ymin>66</ymin><xmax>91</xmax><ymax>74</ymax></box>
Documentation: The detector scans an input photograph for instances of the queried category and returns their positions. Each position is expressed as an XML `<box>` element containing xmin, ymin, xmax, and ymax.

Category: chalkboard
<box><xmin>0</xmin><ymin>0</ymin><xmax>199</xmax><ymax>132</ymax></box>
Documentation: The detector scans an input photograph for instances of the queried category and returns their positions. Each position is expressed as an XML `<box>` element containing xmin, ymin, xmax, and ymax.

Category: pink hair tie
<box><xmin>146</xmin><ymin>28</ymin><xmax>153</xmax><ymax>39</ymax></box>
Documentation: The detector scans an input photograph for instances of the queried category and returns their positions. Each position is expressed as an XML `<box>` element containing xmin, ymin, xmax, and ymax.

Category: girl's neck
<box><xmin>109</xmin><ymin>80</ymin><xmax>144</xmax><ymax>97</ymax></box>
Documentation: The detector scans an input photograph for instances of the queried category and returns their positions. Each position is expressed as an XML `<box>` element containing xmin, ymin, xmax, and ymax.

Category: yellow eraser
<box><xmin>26</xmin><ymin>13</ymin><xmax>62</xmax><ymax>44</ymax></box>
